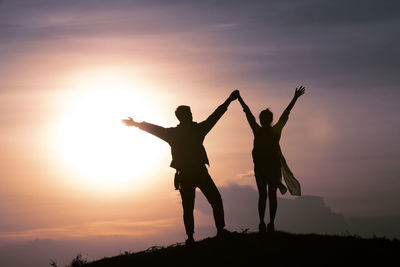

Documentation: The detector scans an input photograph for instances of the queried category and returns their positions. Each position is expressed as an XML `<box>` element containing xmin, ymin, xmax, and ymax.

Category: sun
<box><xmin>52</xmin><ymin>69</ymin><xmax>169</xmax><ymax>193</ymax></box>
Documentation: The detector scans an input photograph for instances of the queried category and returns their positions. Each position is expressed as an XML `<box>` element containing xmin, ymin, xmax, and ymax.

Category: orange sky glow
<box><xmin>1</xmin><ymin>1</ymin><xmax>399</xmax><ymax>266</ymax></box>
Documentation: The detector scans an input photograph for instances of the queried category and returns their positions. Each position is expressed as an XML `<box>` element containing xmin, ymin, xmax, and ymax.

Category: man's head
<box><xmin>259</xmin><ymin>108</ymin><xmax>273</xmax><ymax>127</ymax></box>
<box><xmin>175</xmin><ymin>105</ymin><xmax>193</xmax><ymax>123</ymax></box>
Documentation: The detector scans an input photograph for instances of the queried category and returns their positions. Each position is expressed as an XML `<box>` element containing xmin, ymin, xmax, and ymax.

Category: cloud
<box><xmin>195</xmin><ymin>184</ymin><xmax>348</xmax><ymax>234</ymax></box>
<box><xmin>236</xmin><ymin>170</ymin><xmax>254</xmax><ymax>179</ymax></box>
<box><xmin>347</xmin><ymin>215</ymin><xmax>400</xmax><ymax>238</ymax></box>
<box><xmin>0</xmin><ymin>217</ymin><xmax>188</xmax><ymax>267</ymax></box>
<box><xmin>194</xmin><ymin>184</ymin><xmax>400</xmax><ymax>239</ymax></box>
<box><xmin>1</xmin><ymin>184</ymin><xmax>399</xmax><ymax>267</ymax></box>
<box><xmin>0</xmin><ymin>218</ymin><xmax>181</xmax><ymax>241</ymax></box>
<box><xmin>0</xmin><ymin>235</ymin><xmax>178</xmax><ymax>267</ymax></box>
<box><xmin>1</xmin><ymin>0</ymin><xmax>400</xmax><ymax>92</ymax></box>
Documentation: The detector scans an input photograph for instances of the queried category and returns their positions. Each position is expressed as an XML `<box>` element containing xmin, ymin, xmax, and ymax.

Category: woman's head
<box><xmin>259</xmin><ymin>108</ymin><xmax>273</xmax><ymax>127</ymax></box>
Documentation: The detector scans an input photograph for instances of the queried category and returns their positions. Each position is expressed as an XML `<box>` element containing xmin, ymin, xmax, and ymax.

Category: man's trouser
<box><xmin>178</xmin><ymin>166</ymin><xmax>225</xmax><ymax>235</ymax></box>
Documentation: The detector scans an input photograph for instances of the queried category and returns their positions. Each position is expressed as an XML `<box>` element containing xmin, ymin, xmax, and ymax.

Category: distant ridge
<box><xmin>82</xmin><ymin>231</ymin><xmax>400</xmax><ymax>266</ymax></box>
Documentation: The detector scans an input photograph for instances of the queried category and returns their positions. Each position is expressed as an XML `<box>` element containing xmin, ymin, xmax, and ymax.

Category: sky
<box><xmin>1</xmin><ymin>0</ymin><xmax>400</xmax><ymax>266</ymax></box>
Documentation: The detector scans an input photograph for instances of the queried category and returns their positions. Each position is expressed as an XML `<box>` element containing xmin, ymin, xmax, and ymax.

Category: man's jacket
<box><xmin>136</xmin><ymin>102</ymin><xmax>229</xmax><ymax>171</ymax></box>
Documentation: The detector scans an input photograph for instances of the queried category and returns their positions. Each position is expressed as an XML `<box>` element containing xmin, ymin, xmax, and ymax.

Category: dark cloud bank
<box><xmin>2</xmin><ymin>184</ymin><xmax>398</xmax><ymax>267</ymax></box>
<box><xmin>1</xmin><ymin>0</ymin><xmax>400</xmax><ymax>91</ymax></box>
<box><xmin>197</xmin><ymin>184</ymin><xmax>400</xmax><ymax>238</ymax></box>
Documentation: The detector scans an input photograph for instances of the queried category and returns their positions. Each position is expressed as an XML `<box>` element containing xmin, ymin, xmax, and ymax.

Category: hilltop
<box><xmin>81</xmin><ymin>231</ymin><xmax>399</xmax><ymax>267</ymax></box>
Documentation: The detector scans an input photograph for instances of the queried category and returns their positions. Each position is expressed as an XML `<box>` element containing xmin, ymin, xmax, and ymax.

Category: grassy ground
<box><xmin>80</xmin><ymin>231</ymin><xmax>399</xmax><ymax>267</ymax></box>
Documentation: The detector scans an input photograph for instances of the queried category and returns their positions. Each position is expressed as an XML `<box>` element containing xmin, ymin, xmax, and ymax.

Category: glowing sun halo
<box><xmin>52</xmin><ymin>71</ymin><xmax>167</xmax><ymax>192</ymax></box>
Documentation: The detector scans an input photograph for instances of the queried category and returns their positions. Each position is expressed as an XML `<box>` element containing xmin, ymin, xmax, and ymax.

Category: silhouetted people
<box><xmin>123</xmin><ymin>90</ymin><xmax>239</xmax><ymax>244</ymax></box>
<box><xmin>238</xmin><ymin>87</ymin><xmax>304</xmax><ymax>233</ymax></box>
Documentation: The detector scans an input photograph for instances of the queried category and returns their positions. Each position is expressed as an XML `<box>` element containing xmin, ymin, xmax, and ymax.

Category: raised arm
<box><xmin>200</xmin><ymin>90</ymin><xmax>239</xmax><ymax>135</ymax></box>
<box><xmin>284</xmin><ymin>86</ymin><xmax>305</xmax><ymax>114</ymax></box>
<box><xmin>277</xmin><ymin>86</ymin><xmax>305</xmax><ymax>129</ymax></box>
<box><xmin>122</xmin><ymin>117</ymin><xmax>171</xmax><ymax>142</ymax></box>
<box><xmin>238</xmin><ymin>93</ymin><xmax>259</xmax><ymax>132</ymax></box>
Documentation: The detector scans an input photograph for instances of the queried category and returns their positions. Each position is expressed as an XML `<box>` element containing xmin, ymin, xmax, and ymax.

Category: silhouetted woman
<box><xmin>238</xmin><ymin>87</ymin><xmax>305</xmax><ymax>233</ymax></box>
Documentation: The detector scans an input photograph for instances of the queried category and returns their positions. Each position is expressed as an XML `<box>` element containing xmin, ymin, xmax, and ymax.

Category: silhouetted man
<box><xmin>123</xmin><ymin>90</ymin><xmax>239</xmax><ymax>244</ymax></box>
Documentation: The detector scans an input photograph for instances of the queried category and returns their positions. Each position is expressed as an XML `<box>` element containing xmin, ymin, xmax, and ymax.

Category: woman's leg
<box><xmin>255</xmin><ymin>174</ymin><xmax>267</xmax><ymax>228</ymax></box>
<box><xmin>268</xmin><ymin>184</ymin><xmax>277</xmax><ymax>230</ymax></box>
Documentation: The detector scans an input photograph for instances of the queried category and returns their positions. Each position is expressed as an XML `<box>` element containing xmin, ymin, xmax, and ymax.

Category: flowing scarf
<box><xmin>279</xmin><ymin>147</ymin><xmax>301</xmax><ymax>196</ymax></box>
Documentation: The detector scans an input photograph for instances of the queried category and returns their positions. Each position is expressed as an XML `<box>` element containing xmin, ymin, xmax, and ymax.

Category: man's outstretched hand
<box><xmin>122</xmin><ymin>117</ymin><xmax>136</xmax><ymax>126</ymax></box>
<box><xmin>295</xmin><ymin>86</ymin><xmax>305</xmax><ymax>98</ymax></box>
